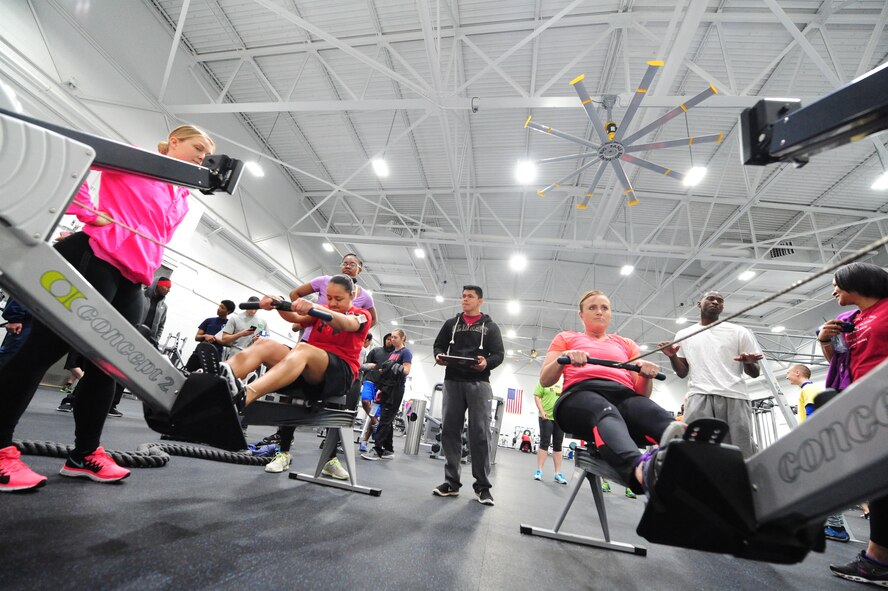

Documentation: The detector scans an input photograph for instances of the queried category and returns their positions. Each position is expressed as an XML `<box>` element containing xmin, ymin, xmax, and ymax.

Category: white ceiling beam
<box><xmin>855</xmin><ymin>1</ymin><xmax>888</xmax><ymax>77</ymax></box>
<box><xmin>191</xmin><ymin>11</ymin><xmax>888</xmax><ymax>63</ymax></box>
<box><xmin>533</xmin><ymin>26</ymin><xmax>615</xmax><ymax>96</ymax></box>
<box><xmin>157</xmin><ymin>0</ymin><xmax>190</xmax><ymax>102</ymax></box>
<box><xmin>762</xmin><ymin>0</ymin><xmax>840</xmax><ymax>86</ymax></box>
<box><xmin>452</xmin><ymin>0</ymin><xmax>589</xmax><ymax>95</ymax></box>
<box><xmin>164</xmin><ymin>94</ymin><xmax>814</xmax><ymax>114</ymax></box>
<box><xmin>285</xmin><ymin>229</ymin><xmax>836</xmax><ymax>270</ymax></box>
<box><xmin>458</xmin><ymin>35</ymin><xmax>528</xmax><ymax>97</ymax></box>
<box><xmin>251</xmin><ymin>0</ymin><xmax>432</xmax><ymax>99</ymax></box>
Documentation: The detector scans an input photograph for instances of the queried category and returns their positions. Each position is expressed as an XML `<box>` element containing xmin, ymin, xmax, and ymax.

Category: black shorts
<box><xmin>289</xmin><ymin>351</ymin><xmax>354</xmax><ymax>399</ymax></box>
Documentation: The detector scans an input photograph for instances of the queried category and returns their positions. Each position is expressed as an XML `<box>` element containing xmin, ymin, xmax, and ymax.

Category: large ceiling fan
<box><xmin>524</xmin><ymin>60</ymin><xmax>722</xmax><ymax>207</ymax></box>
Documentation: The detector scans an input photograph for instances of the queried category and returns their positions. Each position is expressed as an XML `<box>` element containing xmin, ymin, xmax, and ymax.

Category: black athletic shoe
<box><xmin>432</xmin><ymin>483</ymin><xmax>459</xmax><ymax>497</ymax></box>
<box><xmin>379</xmin><ymin>450</ymin><xmax>394</xmax><ymax>459</ymax></box>
<box><xmin>56</xmin><ymin>400</ymin><xmax>74</xmax><ymax>413</ymax></box>
<box><xmin>107</xmin><ymin>407</ymin><xmax>123</xmax><ymax>418</ymax></box>
<box><xmin>830</xmin><ymin>550</ymin><xmax>888</xmax><ymax>585</ymax></box>
<box><xmin>475</xmin><ymin>489</ymin><xmax>495</xmax><ymax>506</ymax></box>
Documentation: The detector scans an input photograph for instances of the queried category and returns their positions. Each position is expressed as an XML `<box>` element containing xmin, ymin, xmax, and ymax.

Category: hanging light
<box><xmin>683</xmin><ymin>166</ymin><xmax>707</xmax><ymax>186</ymax></box>
<box><xmin>515</xmin><ymin>160</ymin><xmax>536</xmax><ymax>185</ymax></box>
<box><xmin>372</xmin><ymin>158</ymin><xmax>389</xmax><ymax>177</ymax></box>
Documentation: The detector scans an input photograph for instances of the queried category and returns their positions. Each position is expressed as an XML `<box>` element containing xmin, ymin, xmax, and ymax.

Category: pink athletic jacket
<box><xmin>67</xmin><ymin>170</ymin><xmax>190</xmax><ymax>286</ymax></box>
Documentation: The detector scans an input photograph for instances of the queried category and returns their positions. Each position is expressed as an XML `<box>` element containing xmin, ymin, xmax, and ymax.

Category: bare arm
<box><xmin>540</xmin><ymin>349</ymin><xmax>570</xmax><ymax>387</ymax></box>
<box><xmin>288</xmin><ymin>282</ymin><xmax>315</xmax><ymax>302</ymax></box>
<box><xmin>194</xmin><ymin>328</ymin><xmax>216</xmax><ymax>344</ymax></box>
<box><xmin>658</xmin><ymin>341</ymin><xmax>689</xmax><ymax>378</ymax></box>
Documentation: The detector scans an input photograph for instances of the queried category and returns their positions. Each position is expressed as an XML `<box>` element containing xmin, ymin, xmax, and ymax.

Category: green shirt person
<box><xmin>533</xmin><ymin>381</ymin><xmax>567</xmax><ymax>484</ymax></box>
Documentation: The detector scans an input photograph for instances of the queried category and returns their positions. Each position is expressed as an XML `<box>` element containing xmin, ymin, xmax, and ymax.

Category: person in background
<box><xmin>106</xmin><ymin>276</ymin><xmax>174</xmax><ymax>418</ymax></box>
<box><xmin>0</xmin><ymin>299</ymin><xmax>31</xmax><ymax>369</ymax></box>
<box><xmin>431</xmin><ymin>285</ymin><xmax>504</xmax><ymax>506</ymax></box>
<box><xmin>358</xmin><ymin>333</ymin><xmax>392</xmax><ymax>452</ymax></box>
<box><xmin>184</xmin><ymin>300</ymin><xmax>236</xmax><ymax>371</ymax></box>
<box><xmin>821</xmin><ymin>263</ymin><xmax>888</xmax><ymax>585</ymax></box>
<box><xmin>786</xmin><ymin>364</ymin><xmax>848</xmax><ymax>542</ymax></box>
<box><xmin>216</xmin><ymin>295</ymin><xmax>266</xmax><ymax>358</ymax></box>
<box><xmin>533</xmin><ymin>379</ymin><xmax>567</xmax><ymax>485</ymax></box>
<box><xmin>659</xmin><ymin>290</ymin><xmax>763</xmax><ymax>458</ymax></box>
<box><xmin>362</xmin><ymin>329</ymin><xmax>412</xmax><ymax>461</ymax></box>
<box><xmin>56</xmin><ymin>354</ymin><xmax>85</xmax><ymax>412</ymax></box>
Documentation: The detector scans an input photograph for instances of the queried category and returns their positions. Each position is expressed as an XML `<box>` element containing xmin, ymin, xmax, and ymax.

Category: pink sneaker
<box><xmin>0</xmin><ymin>445</ymin><xmax>48</xmax><ymax>492</ymax></box>
<box><xmin>59</xmin><ymin>446</ymin><xmax>130</xmax><ymax>482</ymax></box>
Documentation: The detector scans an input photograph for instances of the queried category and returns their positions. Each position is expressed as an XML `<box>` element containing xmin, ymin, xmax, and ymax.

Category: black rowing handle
<box><xmin>239</xmin><ymin>300</ymin><xmax>334</xmax><ymax>322</ymax></box>
<box><xmin>557</xmin><ymin>356</ymin><xmax>667</xmax><ymax>381</ymax></box>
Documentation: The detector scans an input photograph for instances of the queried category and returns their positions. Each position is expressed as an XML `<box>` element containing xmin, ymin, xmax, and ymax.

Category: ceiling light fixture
<box><xmin>639</xmin><ymin>344</ymin><xmax>649</xmax><ymax>351</ymax></box>
<box><xmin>507</xmin><ymin>300</ymin><xmax>521</xmax><ymax>315</ymax></box>
<box><xmin>414</xmin><ymin>247</ymin><xmax>426</xmax><ymax>258</ymax></box>
<box><xmin>771</xmin><ymin>325</ymin><xmax>786</xmax><ymax>333</ymax></box>
<box><xmin>435</xmin><ymin>294</ymin><xmax>444</xmax><ymax>303</ymax></box>
<box><xmin>506</xmin><ymin>329</ymin><xmax>517</xmax><ymax>338</ymax></box>
<box><xmin>620</xmin><ymin>264</ymin><xmax>634</xmax><ymax>276</ymax></box>
<box><xmin>676</xmin><ymin>317</ymin><xmax>688</xmax><ymax>325</ymax></box>
<box><xmin>390</xmin><ymin>320</ymin><xmax>398</xmax><ymax>326</ymax></box>
<box><xmin>509</xmin><ymin>254</ymin><xmax>527</xmax><ymax>271</ymax></box>
<box><xmin>515</xmin><ymin>160</ymin><xmax>536</xmax><ymax>185</ymax></box>
<box><xmin>738</xmin><ymin>270</ymin><xmax>756</xmax><ymax>281</ymax></box>
<box><xmin>245</xmin><ymin>161</ymin><xmax>265</xmax><ymax>177</ymax></box>
<box><xmin>371</xmin><ymin>158</ymin><xmax>389</xmax><ymax>178</ymax></box>
<box><xmin>682</xmin><ymin>166</ymin><xmax>707</xmax><ymax>187</ymax></box>
<box><xmin>507</xmin><ymin>349</ymin><xmax>515</xmax><ymax>356</ymax></box>
<box><xmin>322</xmin><ymin>242</ymin><xmax>334</xmax><ymax>252</ymax></box>
<box><xmin>872</xmin><ymin>171</ymin><xmax>888</xmax><ymax>190</ymax></box>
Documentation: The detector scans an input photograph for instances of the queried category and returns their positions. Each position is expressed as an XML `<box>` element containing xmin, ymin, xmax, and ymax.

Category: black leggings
<box><xmin>0</xmin><ymin>233</ymin><xmax>144</xmax><ymax>453</ymax></box>
<box><xmin>538</xmin><ymin>418</ymin><xmax>564</xmax><ymax>452</ymax></box>
<box><xmin>554</xmin><ymin>379</ymin><xmax>674</xmax><ymax>491</ymax></box>
<box><xmin>872</xmin><ymin>494</ymin><xmax>888</xmax><ymax>548</ymax></box>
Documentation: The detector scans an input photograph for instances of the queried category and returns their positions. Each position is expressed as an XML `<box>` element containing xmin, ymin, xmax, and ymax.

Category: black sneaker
<box><xmin>830</xmin><ymin>550</ymin><xmax>888</xmax><ymax>585</ymax></box>
<box><xmin>107</xmin><ymin>407</ymin><xmax>123</xmax><ymax>418</ymax></box>
<box><xmin>260</xmin><ymin>432</ymin><xmax>281</xmax><ymax>446</ymax></box>
<box><xmin>57</xmin><ymin>399</ymin><xmax>74</xmax><ymax>413</ymax></box>
<box><xmin>475</xmin><ymin>489</ymin><xmax>495</xmax><ymax>506</ymax></box>
<box><xmin>379</xmin><ymin>450</ymin><xmax>394</xmax><ymax>460</ymax></box>
<box><xmin>361</xmin><ymin>449</ymin><xmax>383</xmax><ymax>461</ymax></box>
<box><xmin>432</xmin><ymin>483</ymin><xmax>459</xmax><ymax>497</ymax></box>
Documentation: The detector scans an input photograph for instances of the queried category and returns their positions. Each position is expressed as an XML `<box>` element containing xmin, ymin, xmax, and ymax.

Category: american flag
<box><xmin>506</xmin><ymin>388</ymin><xmax>523</xmax><ymax>414</ymax></box>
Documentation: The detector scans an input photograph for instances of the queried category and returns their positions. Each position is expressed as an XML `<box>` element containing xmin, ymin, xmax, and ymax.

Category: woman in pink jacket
<box><xmin>0</xmin><ymin>125</ymin><xmax>215</xmax><ymax>492</ymax></box>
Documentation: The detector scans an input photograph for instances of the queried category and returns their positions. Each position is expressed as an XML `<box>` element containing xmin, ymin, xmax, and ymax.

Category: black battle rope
<box><xmin>624</xmin><ymin>232</ymin><xmax>888</xmax><ymax>365</ymax></box>
<box><xmin>14</xmin><ymin>439</ymin><xmax>273</xmax><ymax>468</ymax></box>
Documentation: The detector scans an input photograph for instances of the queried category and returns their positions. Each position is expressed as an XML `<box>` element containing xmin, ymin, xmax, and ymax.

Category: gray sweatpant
<box><xmin>442</xmin><ymin>380</ymin><xmax>492</xmax><ymax>492</ymax></box>
<box><xmin>684</xmin><ymin>393</ymin><xmax>755</xmax><ymax>458</ymax></box>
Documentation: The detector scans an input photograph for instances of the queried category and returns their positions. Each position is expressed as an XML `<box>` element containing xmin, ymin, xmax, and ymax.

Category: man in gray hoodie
<box><xmin>431</xmin><ymin>285</ymin><xmax>504</xmax><ymax>506</ymax></box>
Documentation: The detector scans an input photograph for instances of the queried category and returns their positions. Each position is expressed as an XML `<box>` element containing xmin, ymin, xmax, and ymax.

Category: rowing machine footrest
<box><xmin>143</xmin><ymin>373</ymin><xmax>246</xmax><ymax>452</ymax></box>
<box><xmin>244</xmin><ymin>384</ymin><xmax>354</xmax><ymax>428</ymax></box>
<box><xmin>636</xmin><ymin>440</ymin><xmax>822</xmax><ymax>564</ymax></box>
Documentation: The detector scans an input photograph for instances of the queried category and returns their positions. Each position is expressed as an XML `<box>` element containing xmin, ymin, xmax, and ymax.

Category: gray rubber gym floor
<box><xmin>0</xmin><ymin>389</ymin><xmax>870</xmax><ymax>590</ymax></box>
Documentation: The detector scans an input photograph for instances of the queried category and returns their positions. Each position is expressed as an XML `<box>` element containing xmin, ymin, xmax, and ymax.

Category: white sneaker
<box><xmin>265</xmin><ymin>451</ymin><xmax>291</xmax><ymax>473</ymax></box>
<box><xmin>321</xmin><ymin>458</ymin><xmax>349</xmax><ymax>480</ymax></box>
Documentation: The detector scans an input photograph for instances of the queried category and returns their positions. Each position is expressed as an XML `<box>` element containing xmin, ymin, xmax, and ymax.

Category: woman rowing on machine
<box><xmin>539</xmin><ymin>289</ymin><xmax>683</xmax><ymax>495</ymax></box>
